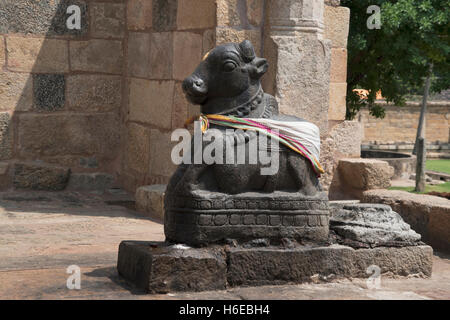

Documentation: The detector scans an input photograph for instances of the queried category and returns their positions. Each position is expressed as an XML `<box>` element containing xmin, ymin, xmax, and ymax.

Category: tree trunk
<box><xmin>413</xmin><ymin>63</ymin><xmax>433</xmax><ymax>155</ymax></box>
<box><xmin>415</xmin><ymin>137</ymin><xmax>426</xmax><ymax>192</ymax></box>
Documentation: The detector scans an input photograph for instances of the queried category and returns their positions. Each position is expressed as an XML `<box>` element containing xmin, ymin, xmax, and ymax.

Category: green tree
<box><xmin>341</xmin><ymin>0</ymin><xmax>450</xmax><ymax>120</ymax></box>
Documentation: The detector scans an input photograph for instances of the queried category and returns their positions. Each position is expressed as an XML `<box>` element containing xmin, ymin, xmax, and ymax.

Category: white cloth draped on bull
<box><xmin>188</xmin><ymin>114</ymin><xmax>324</xmax><ymax>176</ymax></box>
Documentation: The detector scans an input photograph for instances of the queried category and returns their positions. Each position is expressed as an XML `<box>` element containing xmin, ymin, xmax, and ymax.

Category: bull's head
<box><xmin>182</xmin><ymin>40</ymin><xmax>268</xmax><ymax>115</ymax></box>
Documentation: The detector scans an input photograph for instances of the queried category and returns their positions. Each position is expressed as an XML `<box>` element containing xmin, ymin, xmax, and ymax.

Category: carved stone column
<box><xmin>263</xmin><ymin>0</ymin><xmax>331</xmax><ymax>134</ymax></box>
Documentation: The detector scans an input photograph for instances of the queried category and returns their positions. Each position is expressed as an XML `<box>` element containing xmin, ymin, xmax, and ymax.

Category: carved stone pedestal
<box><xmin>164</xmin><ymin>191</ymin><xmax>330</xmax><ymax>246</ymax></box>
<box><xmin>117</xmin><ymin>241</ymin><xmax>433</xmax><ymax>294</ymax></box>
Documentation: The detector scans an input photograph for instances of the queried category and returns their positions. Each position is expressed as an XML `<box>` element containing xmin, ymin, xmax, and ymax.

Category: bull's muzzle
<box><xmin>182</xmin><ymin>76</ymin><xmax>208</xmax><ymax>104</ymax></box>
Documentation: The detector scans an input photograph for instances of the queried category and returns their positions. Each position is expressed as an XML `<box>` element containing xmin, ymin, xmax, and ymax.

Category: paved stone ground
<box><xmin>0</xmin><ymin>190</ymin><xmax>449</xmax><ymax>300</ymax></box>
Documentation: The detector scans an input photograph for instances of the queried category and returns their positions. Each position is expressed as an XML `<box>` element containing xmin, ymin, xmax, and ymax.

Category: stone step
<box><xmin>135</xmin><ymin>184</ymin><xmax>166</xmax><ymax>221</ymax></box>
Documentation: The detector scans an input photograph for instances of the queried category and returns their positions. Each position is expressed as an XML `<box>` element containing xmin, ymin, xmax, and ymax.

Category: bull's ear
<box><xmin>250</xmin><ymin>57</ymin><xmax>269</xmax><ymax>79</ymax></box>
<box><xmin>239</xmin><ymin>40</ymin><xmax>256</xmax><ymax>63</ymax></box>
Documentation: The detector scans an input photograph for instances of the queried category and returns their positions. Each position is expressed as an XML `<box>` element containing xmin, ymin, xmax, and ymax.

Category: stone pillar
<box><xmin>263</xmin><ymin>0</ymin><xmax>331</xmax><ymax>134</ymax></box>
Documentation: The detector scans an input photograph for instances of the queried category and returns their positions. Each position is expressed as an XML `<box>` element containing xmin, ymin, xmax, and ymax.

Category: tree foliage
<box><xmin>341</xmin><ymin>0</ymin><xmax>450</xmax><ymax>119</ymax></box>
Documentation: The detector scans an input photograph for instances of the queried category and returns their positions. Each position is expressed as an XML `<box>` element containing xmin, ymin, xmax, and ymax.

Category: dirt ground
<box><xmin>0</xmin><ymin>190</ymin><xmax>449</xmax><ymax>300</ymax></box>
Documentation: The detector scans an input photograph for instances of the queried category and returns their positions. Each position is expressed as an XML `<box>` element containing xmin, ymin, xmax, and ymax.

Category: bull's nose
<box><xmin>183</xmin><ymin>76</ymin><xmax>207</xmax><ymax>96</ymax></box>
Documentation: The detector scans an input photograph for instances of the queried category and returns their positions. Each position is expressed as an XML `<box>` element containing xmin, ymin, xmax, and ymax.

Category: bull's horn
<box><xmin>239</xmin><ymin>40</ymin><xmax>256</xmax><ymax>62</ymax></box>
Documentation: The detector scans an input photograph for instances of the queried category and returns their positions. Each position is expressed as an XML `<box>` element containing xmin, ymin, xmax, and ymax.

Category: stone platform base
<box><xmin>117</xmin><ymin>241</ymin><xmax>433</xmax><ymax>294</ymax></box>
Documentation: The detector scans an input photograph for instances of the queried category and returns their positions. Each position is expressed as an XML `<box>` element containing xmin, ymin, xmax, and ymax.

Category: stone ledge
<box><xmin>362</xmin><ymin>190</ymin><xmax>450</xmax><ymax>253</ymax></box>
<box><xmin>117</xmin><ymin>241</ymin><xmax>433</xmax><ymax>293</ymax></box>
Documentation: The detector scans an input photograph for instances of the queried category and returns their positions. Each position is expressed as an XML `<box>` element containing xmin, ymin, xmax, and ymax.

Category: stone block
<box><xmin>127</xmin><ymin>32</ymin><xmax>151</xmax><ymax>78</ymax></box>
<box><xmin>125</xmin><ymin>123</ymin><xmax>151</xmax><ymax>175</ymax></box>
<box><xmin>173</xmin><ymin>32</ymin><xmax>203</xmax><ymax>81</ymax></box>
<box><xmin>227</xmin><ymin>245</ymin><xmax>432</xmax><ymax>287</ymax></box>
<box><xmin>0</xmin><ymin>0</ymin><xmax>88</xmax><ymax>36</ymax></box>
<box><xmin>149</xmin><ymin>32</ymin><xmax>173</xmax><ymax>79</ymax></box>
<box><xmin>13</xmin><ymin>162</ymin><xmax>70</xmax><ymax>191</ymax></box>
<box><xmin>91</xmin><ymin>2</ymin><xmax>126</xmax><ymax>38</ymax></box>
<box><xmin>7</xmin><ymin>37</ymin><xmax>69</xmax><ymax>73</ymax></box>
<box><xmin>70</xmin><ymin>39</ymin><xmax>123</xmax><ymax>74</ymax></box>
<box><xmin>329</xmin><ymin>82</ymin><xmax>347</xmax><ymax>120</ymax></box>
<box><xmin>0</xmin><ymin>72</ymin><xmax>33</xmax><ymax>112</ymax></box>
<box><xmin>117</xmin><ymin>241</ymin><xmax>227</xmax><ymax>293</ymax></box>
<box><xmin>33</xmin><ymin>74</ymin><xmax>65</xmax><ymax>111</ymax></box>
<box><xmin>330</xmin><ymin>48</ymin><xmax>347</xmax><ymax>83</ymax></box>
<box><xmin>202</xmin><ymin>29</ymin><xmax>216</xmax><ymax>56</ymax></box>
<box><xmin>265</xmin><ymin>36</ymin><xmax>330</xmax><ymax>133</ymax></box>
<box><xmin>0</xmin><ymin>161</ymin><xmax>11</xmax><ymax>190</ymax></box>
<box><xmin>363</xmin><ymin>190</ymin><xmax>450</xmax><ymax>253</ymax></box>
<box><xmin>129</xmin><ymin>78</ymin><xmax>174</xmax><ymax>129</ymax></box>
<box><xmin>135</xmin><ymin>184</ymin><xmax>166</xmax><ymax>220</ymax></box>
<box><xmin>67</xmin><ymin>173</ymin><xmax>114</xmax><ymax>191</ymax></box>
<box><xmin>217</xmin><ymin>0</ymin><xmax>240</xmax><ymax>26</ymax></box>
<box><xmin>247</xmin><ymin>0</ymin><xmax>264</xmax><ymax>26</ymax></box>
<box><xmin>149</xmin><ymin>129</ymin><xmax>177</xmax><ymax>177</ymax></box>
<box><xmin>18</xmin><ymin>113</ymin><xmax>119</xmax><ymax>158</ymax></box>
<box><xmin>338</xmin><ymin>158</ymin><xmax>394</xmax><ymax>190</ymax></box>
<box><xmin>152</xmin><ymin>0</ymin><xmax>178</xmax><ymax>32</ymax></box>
<box><xmin>0</xmin><ymin>113</ymin><xmax>12</xmax><ymax>160</ymax></box>
<box><xmin>0</xmin><ymin>36</ymin><xmax>4</xmax><ymax>68</ymax></box>
<box><xmin>177</xmin><ymin>0</ymin><xmax>216</xmax><ymax>30</ymax></box>
<box><xmin>66</xmin><ymin>75</ymin><xmax>122</xmax><ymax>112</ymax></box>
<box><xmin>127</xmin><ymin>0</ymin><xmax>153</xmax><ymax>30</ymax></box>
<box><xmin>172</xmin><ymin>82</ymin><xmax>190</xmax><ymax>129</ymax></box>
<box><xmin>216</xmin><ymin>28</ymin><xmax>261</xmax><ymax>55</ymax></box>
<box><xmin>324</xmin><ymin>5</ymin><xmax>350</xmax><ymax>48</ymax></box>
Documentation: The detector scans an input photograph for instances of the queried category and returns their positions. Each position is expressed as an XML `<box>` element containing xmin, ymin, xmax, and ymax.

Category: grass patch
<box><xmin>389</xmin><ymin>181</ymin><xmax>450</xmax><ymax>194</ymax></box>
<box><xmin>426</xmin><ymin>159</ymin><xmax>450</xmax><ymax>175</ymax></box>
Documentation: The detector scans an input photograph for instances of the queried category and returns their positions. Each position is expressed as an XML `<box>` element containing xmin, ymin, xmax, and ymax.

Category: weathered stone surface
<box><xmin>202</xmin><ymin>29</ymin><xmax>216</xmax><ymax>56</ymax></box>
<box><xmin>173</xmin><ymin>32</ymin><xmax>203</xmax><ymax>81</ymax></box>
<box><xmin>117</xmin><ymin>241</ymin><xmax>227</xmax><ymax>293</ymax></box>
<box><xmin>127</xmin><ymin>0</ymin><xmax>153</xmax><ymax>30</ymax></box>
<box><xmin>338</xmin><ymin>158</ymin><xmax>394</xmax><ymax>191</ymax></box>
<box><xmin>328</xmin><ymin>82</ymin><xmax>347</xmax><ymax>120</ymax></box>
<box><xmin>129</xmin><ymin>79</ymin><xmax>174</xmax><ymax>128</ymax></box>
<box><xmin>177</xmin><ymin>0</ymin><xmax>216</xmax><ymax>30</ymax></box>
<box><xmin>0</xmin><ymin>0</ymin><xmax>88</xmax><ymax>36</ymax></box>
<box><xmin>330</xmin><ymin>203</ymin><xmax>422</xmax><ymax>248</ymax></box>
<box><xmin>171</xmin><ymin>82</ymin><xmax>190</xmax><ymax>129</ymax></box>
<box><xmin>324</xmin><ymin>5</ymin><xmax>350</xmax><ymax>48</ymax></box>
<box><xmin>149</xmin><ymin>129</ymin><xmax>177</xmax><ymax>177</ymax></box>
<box><xmin>325</xmin><ymin>0</ymin><xmax>341</xmax><ymax>6</ymax></box>
<box><xmin>70</xmin><ymin>39</ymin><xmax>123</xmax><ymax>74</ymax></box>
<box><xmin>125</xmin><ymin>123</ymin><xmax>151</xmax><ymax>174</ymax></box>
<box><xmin>136</xmin><ymin>184</ymin><xmax>166</xmax><ymax>220</ymax></box>
<box><xmin>0</xmin><ymin>36</ymin><xmax>5</xmax><ymax>68</ymax></box>
<box><xmin>247</xmin><ymin>0</ymin><xmax>264</xmax><ymax>26</ymax></box>
<box><xmin>91</xmin><ymin>2</ymin><xmax>125</xmax><ymax>38</ymax></box>
<box><xmin>363</xmin><ymin>190</ymin><xmax>450</xmax><ymax>253</ymax></box>
<box><xmin>0</xmin><ymin>161</ymin><xmax>11</xmax><ymax>190</ymax></box>
<box><xmin>216</xmin><ymin>28</ymin><xmax>261</xmax><ymax>55</ymax></box>
<box><xmin>330</xmin><ymin>48</ymin><xmax>347</xmax><ymax>83</ymax></box>
<box><xmin>127</xmin><ymin>32</ymin><xmax>151</xmax><ymax>78</ymax></box>
<box><xmin>227</xmin><ymin>245</ymin><xmax>433</xmax><ymax>287</ymax></box>
<box><xmin>152</xmin><ymin>0</ymin><xmax>178</xmax><ymax>32</ymax></box>
<box><xmin>66</xmin><ymin>75</ymin><xmax>122</xmax><ymax>112</ymax></box>
<box><xmin>13</xmin><ymin>162</ymin><xmax>70</xmax><ymax>191</ymax></box>
<box><xmin>0</xmin><ymin>72</ymin><xmax>33</xmax><ymax>112</ymax></box>
<box><xmin>18</xmin><ymin>113</ymin><xmax>119</xmax><ymax>158</ymax></box>
<box><xmin>7</xmin><ymin>37</ymin><xmax>69</xmax><ymax>73</ymax></box>
<box><xmin>150</xmin><ymin>32</ymin><xmax>173</xmax><ymax>79</ymax></box>
<box><xmin>264</xmin><ymin>35</ymin><xmax>331</xmax><ymax>133</ymax></box>
<box><xmin>33</xmin><ymin>74</ymin><xmax>65</xmax><ymax>111</ymax></box>
<box><xmin>67</xmin><ymin>173</ymin><xmax>114</xmax><ymax>191</ymax></box>
<box><xmin>0</xmin><ymin>113</ymin><xmax>12</xmax><ymax>160</ymax></box>
<box><xmin>217</xmin><ymin>0</ymin><xmax>241</xmax><ymax>26</ymax></box>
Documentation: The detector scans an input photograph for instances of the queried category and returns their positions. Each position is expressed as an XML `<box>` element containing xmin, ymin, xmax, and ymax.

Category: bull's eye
<box><xmin>223</xmin><ymin>61</ymin><xmax>237</xmax><ymax>72</ymax></box>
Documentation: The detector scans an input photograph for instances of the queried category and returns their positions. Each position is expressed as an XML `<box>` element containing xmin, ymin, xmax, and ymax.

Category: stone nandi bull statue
<box><xmin>164</xmin><ymin>40</ymin><xmax>330</xmax><ymax>246</ymax></box>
